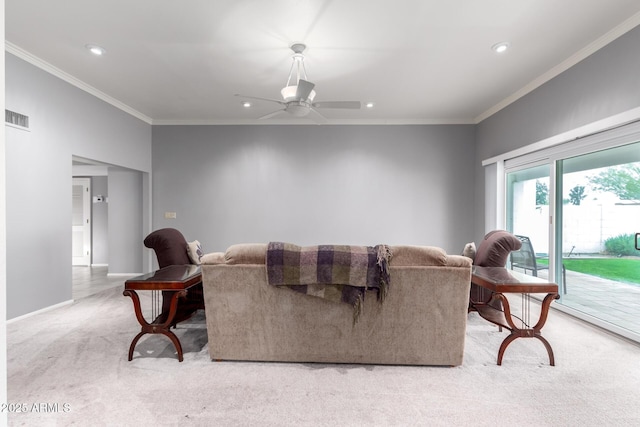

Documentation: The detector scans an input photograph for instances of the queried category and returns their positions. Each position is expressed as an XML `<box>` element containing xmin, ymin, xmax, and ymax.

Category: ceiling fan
<box><xmin>236</xmin><ymin>43</ymin><xmax>361</xmax><ymax>122</ymax></box>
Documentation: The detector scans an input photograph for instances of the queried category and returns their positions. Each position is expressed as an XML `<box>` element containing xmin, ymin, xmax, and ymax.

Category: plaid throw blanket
<box><xmin>266</xmin><ymin>242</ymin><xmax>392</xmax><ymax>323</ymax></box>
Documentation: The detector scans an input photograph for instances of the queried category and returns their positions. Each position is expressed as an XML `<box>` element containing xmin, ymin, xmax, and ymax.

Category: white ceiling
<box><xmin>6</xmin><ymin>0</ymin><xmax>640</xmax><ymax>125</ymax></box>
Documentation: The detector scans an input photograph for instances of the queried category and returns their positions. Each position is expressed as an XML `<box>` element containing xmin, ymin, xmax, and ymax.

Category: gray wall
<box><xmin>152</xmin><ymin>125</ymin><xmax>475</xmax><ymax>255</ymax></box>
<box><xmin>108</xmin><ymin>169</ymin><xmax>143</xmax><ymax>274</ymax></box>
<box><xmin>5</xmin><ymin>53</ymin><xmax>152</xmax><ymax>319</ymax></box>
<box><xmin>474</xmin><ymin>25</ymin><xmax>640</xmax><ymax>243</ymax></box>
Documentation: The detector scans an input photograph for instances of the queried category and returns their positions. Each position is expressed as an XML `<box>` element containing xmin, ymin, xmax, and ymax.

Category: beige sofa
<box><xmin>201</xmin><ymin>243</ymin><xmax>472</xmax><ymax>366</ymax></box>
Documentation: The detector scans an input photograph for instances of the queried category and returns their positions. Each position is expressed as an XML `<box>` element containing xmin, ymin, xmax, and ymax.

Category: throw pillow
<box><xmin>462</xmin><ymin>242</ymin><xmax>476</xmax><ymax>261</ymax></box>
<box><xmin>187</xmin><ymin>240</ymin><xmax>204</xmax><ymax>265</ymax></box>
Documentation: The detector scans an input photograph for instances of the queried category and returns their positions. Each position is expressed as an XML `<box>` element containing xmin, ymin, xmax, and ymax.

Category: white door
<box><xmin>72</xmin><ymin>178</ymin><xmax>91</xmax><ymax>266</ymax></box>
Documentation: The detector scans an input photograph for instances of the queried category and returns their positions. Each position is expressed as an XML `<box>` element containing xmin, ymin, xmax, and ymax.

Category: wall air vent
<box><xmin>5</xmin><ymin>109</ymin><xmax>30</xmax><ymax>131</ymax></box>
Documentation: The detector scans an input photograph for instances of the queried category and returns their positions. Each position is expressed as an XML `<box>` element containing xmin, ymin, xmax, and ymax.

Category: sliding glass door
<box><xmin>557</xmin><ymin>142</ymin><xmax>640</xmax><ymax>336</ymax></box>
<box><xmin>505</xmin><ymin>140</ymin><xmax>640</xmax><ymax>341</ymax></box>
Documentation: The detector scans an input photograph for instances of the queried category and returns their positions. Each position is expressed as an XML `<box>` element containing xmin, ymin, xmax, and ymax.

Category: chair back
<box><xmin>474</xmin><ymin>230</ymin><xmax>522</xmax><ymax>267</ymax></box>
<box><xmin>511</xmin><ymin>235</ymin><xmax>539</xmax><ymax>270</ymax></box>
<box><xmin>144</xmin><ymin>228</ymin><xmax>191</xmax><ymax>268</ymax></box>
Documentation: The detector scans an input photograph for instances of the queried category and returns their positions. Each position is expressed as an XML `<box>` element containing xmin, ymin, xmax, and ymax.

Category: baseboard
<box><xmin>7</xmin><ymin>299</ymin><xmax>74</xmax><ymax>324</ymax></box>
<box><xmin>91</xmin><ymin>263</ymin><xmax>108</xmax><ymax>267</ymax></box>
<box><xmin>107</xmin><ymin>273</ymin><xmax>142</xmax><ymax>277</ymax></box>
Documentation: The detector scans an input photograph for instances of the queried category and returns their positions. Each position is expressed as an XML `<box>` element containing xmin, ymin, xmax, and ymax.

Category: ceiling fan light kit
<box><xmin>236</xmin><ymin>43</ymin><xmax>361</xmax><ymax>122</ymax></box>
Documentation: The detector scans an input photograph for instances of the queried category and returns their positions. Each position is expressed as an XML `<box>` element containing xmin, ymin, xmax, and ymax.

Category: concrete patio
<box><xmin>523</xmin><ymin>267</ymin><xmax>640</xmax><ymax>340</ymax></box>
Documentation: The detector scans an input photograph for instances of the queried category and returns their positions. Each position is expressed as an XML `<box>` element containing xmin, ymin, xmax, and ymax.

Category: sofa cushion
<box><xmin>225</xmin><ymin>243</ymin><xmax>267</xmax><ymax>265</ymax></box>
<box><xmin>390</xmin><ymin>245</ymin><xmax>447</xmax><ymax>266</ymax></box>
<box><xmin>143</xmin><ymin>228</ymin><xmax>191</xmax><ymax>268</ymax></box>
<box><xmin>474</xmin><ymin>230</ymin><xmax>522</xmax><ymax>267</ymax></box>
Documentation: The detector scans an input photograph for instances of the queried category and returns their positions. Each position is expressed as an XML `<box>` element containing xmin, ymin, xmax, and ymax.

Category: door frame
<box><xmin>72</xmin><ymin>177</ymin><xmax>91</xmax><ymax>266</ymax></box>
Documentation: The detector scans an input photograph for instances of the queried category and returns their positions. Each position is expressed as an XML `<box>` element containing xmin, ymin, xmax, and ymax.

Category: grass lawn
<box><xmin>538</xmin><ymin>258</ymin><xmax>640</xmax><ymax>285</ymax></box>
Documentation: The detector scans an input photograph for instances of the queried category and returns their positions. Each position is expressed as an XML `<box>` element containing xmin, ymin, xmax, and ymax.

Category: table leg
<box><xmin>127</xmin><ymin>331</ymin><xmax>146</xmax><ymax>361</ymax></box>
<box><xmin>491</xmin><ymin>292</ymin><xmax>559</xmax><ymax>366</ymax></box>
<box><xmin>123</xmin><ymin>289</ymin><xmax>187</xmax><ymax>362</ymax></box>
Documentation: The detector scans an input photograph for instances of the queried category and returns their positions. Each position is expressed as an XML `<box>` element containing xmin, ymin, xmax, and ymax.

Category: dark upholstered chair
<box><xmin>469</xmin><ymin>230</ymin><xmax>522</xmax><ymax>309</ymax></box>
<box><xmin>144</xmin><ymin>227</ymin><xmax>193</xmax><ymax>269</ymax></box>
<box><xmin>144</xmin><ymin>228</ymin><xmax>205</xmax><ymax>322</ymax></box>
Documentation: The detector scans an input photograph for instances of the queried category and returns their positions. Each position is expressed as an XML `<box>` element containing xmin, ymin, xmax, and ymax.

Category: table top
<box><xmin>472</xmin><ymin>266</ymin><xmax>558</xmax><ymax>294</ymax></box>
<box><xmin>124</xmin><ymin>264</ymin><xmax>202</xmax><ymax>291</ymax></box>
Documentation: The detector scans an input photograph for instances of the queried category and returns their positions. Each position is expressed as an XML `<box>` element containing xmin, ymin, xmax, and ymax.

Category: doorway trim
<box><xmin>72</xmin><ymin>177</ymin><xmax>91</xmax><ymax>266</ymax></box>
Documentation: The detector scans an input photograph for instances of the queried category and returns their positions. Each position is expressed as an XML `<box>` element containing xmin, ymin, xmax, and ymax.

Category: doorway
<box><xmin>72</xmin><ymin>156</ymin><xmax>149</xmax><ymax>299</ymax></box>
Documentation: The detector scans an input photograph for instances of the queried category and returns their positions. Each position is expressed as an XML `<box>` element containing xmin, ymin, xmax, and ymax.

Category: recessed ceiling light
<box><xmin>242</xmin><ymin>101</ymin><xmax>252</xmax><ymax>108</ymax></box>
<box><xmin>85</xmin><ymin>44</ymin><xmax>106</xmax><ymax>56</ymax></box>
<box><xmin>491</xmin><ymin>42</ymin><xmax>509</xmax><ymax>54</ymax></box>
<box><xmin>365</xmin><ymin>102</ymin><xmax>375</xmax><ymax>109</ymax></box>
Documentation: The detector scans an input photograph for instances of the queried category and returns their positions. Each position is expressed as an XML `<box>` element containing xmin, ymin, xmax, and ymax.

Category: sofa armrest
<box><xmin>444</xmin><ymin>254</ymin><xmax>473</xmax><ymax>268</ymax></box>
<box><xmin>201</xmin><ymin>252</ymin><xmax>226</xmax><ymax>265</ymax></box>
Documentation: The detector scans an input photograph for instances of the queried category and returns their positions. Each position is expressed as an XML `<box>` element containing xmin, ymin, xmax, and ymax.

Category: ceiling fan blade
<box><xmin>295</xmin><ymin>79</ymin><xmax>315</xmax><ymax>101</ymax></box>
<box><xmin>312</xmin><ymin>101</ymin><xmax>361</xmax><ymax>109</ymax></box>
<box><xmin>259</xmin><ymin>109</ymin><xmax>287</xmax><ymax>120</ymax></box>
<box><xmin>308</xmin><ymin>108</ymin><xmax>328</xmax><ymax>124</ymax></box>
<box><xmin>234</xmin><ymin>94</ymin><xmax>285</xmax><ymax>105</ymax></box>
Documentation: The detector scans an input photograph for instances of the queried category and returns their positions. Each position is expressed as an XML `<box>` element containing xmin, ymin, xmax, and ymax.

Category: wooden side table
<box><xmin>123</xmin><ymin>265</ymin><xmax>202</xmax><ymax>362</ymax></box>
<box><xmin>470</xmin><ymin>266</ymin><xmax>559</xmax><ymax>365</ymax></box>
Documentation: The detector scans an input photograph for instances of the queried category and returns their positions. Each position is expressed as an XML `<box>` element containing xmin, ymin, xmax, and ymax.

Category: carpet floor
<box><xmin>7</xmin><ymin>286</ymin><xmax>640</xmax><ymax>426</ymax></box>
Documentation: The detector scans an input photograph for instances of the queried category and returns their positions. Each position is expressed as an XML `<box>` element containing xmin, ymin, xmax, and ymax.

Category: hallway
<box><xmin>72</xmin><ymin>266</ymin><xmax>133</xmax><ymax>300</ymax></box>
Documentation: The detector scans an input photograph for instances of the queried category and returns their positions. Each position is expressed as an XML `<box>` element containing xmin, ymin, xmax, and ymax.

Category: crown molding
<box><xmin>475</xmin><ymin>11</ymin><xmax>640</xmax><ymax>124</ymax></box>
<box><xmin>5</xmin><ymin>41</ymin><xmax>153</xmax><ymax>124</ymax></box>
<box><xmin>152</xmin><ymin>118</ymin><xmax>475</xmax><ymax>126</ymax></box>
